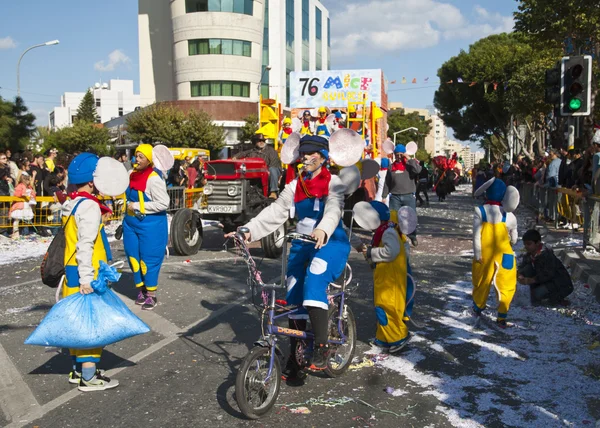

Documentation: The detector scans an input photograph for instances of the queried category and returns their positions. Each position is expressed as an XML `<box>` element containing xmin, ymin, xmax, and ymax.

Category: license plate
<box><xmin>205</xmin><ymin>205</ymin><xmax>234</xmax><ymax>213</ymax></box>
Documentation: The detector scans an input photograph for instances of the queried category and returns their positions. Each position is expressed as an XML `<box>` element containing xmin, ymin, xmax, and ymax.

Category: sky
<box><xmin>0</xmin><ymin>0</ymin><xmax>517</xmax><ymax>148</ymax></box>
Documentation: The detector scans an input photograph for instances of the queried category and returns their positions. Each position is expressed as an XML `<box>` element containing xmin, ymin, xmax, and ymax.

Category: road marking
<box><xmin>0</xmin><ymin>256</ymin><xmax>252</xmax><ymax>293</ymax></box>
<box><xmin>5</xmin><ymin>293</ymin><xmax>249</xmax><ymax>428</ymax></box>
<box><xmin>0</xmin><ymin>342</ymin><xmax>42</xmax><ymax>424</ymax></box>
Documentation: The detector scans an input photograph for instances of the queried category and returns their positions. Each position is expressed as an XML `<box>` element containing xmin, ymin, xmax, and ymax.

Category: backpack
<box><xmin>40</xmin><ymin>199</ymin><xmax>85</xmax><ymax>288</ymax></box>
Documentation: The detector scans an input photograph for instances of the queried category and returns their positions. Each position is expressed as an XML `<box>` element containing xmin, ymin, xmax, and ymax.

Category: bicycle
<box><xmin>231</xmin><ymin>227</ymin><xmax>357</xmax><ymax>419</ymax></box>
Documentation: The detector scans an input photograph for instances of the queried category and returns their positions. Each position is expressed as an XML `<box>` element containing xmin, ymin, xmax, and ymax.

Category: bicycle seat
<box><xmin>262</xmin><ymin>283</ymin><xmax>285</xmax><ymax>292</ymax></box>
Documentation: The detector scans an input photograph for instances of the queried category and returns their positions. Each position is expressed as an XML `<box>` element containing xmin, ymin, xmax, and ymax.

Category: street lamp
<box><xmin>393</xmin><ymin>127</ymin><xmax>418</xmax><ymax>144</ymax></box>
<box><xmin>17</xmin><ymin>39</ymin><xmax>60</xmax><ymax>97</ymax></box>
<box><xmin>256</xmin><ymin>65</ymin><xmax>272</xmax><ymax>128</ymax></box>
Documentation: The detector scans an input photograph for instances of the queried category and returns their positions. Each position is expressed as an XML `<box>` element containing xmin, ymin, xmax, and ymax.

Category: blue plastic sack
<box><xmin>25</xmin><ymin>262</ymin><xmax>150</xmax><ymax>349</ymax></box>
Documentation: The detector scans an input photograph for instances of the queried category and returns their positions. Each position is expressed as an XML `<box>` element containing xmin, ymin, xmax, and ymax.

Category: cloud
<box><xmin>330</xmin><ymin>1</ymin><xmax>514</xmax><ymax>59</ymax></box>
<box><xmin>94</xmin><ymin>49</ymin><xmax>131</xmax><ymax>72</ymax></box>
<box><xmin>0</xmin><ymin>36</ymin><xmax>17</xmax><ymax>50</ymax></box>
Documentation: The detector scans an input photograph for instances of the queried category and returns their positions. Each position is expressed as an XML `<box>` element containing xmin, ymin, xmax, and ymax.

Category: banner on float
<box><xmin>290</xmin><ymin>69</ymin><xmax>383</xmax><ymax>109</ymax></box>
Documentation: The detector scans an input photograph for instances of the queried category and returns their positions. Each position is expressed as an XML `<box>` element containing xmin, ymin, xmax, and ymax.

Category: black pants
<box><xmin>416</xmin><ymin>182</ymin><xmax>429</xmax><ymax>205</ymax></box>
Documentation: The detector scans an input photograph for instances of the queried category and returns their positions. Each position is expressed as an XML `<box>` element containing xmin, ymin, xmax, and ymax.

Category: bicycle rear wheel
<box><xmin>235</xmin><ymin>346</ymin><xmax>281</xmax><ymax>419</ymax></box>
<box><xmin>325</xmin><ymin>304</ymin><xmax>356</xmax><ymax>378</ymax></box>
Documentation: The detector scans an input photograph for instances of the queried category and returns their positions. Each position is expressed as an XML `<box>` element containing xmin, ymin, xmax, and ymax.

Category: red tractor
<box><xmin>198</xmin><ymin>157</ymin><xmax>285</xmax><ymax>258</ymax></box>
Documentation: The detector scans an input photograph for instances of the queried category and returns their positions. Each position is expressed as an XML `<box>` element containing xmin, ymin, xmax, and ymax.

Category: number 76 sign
<box><xmin>290</xmin><ymin>69</ymin><xmax>383</xmax><ymax>109</ymax></box>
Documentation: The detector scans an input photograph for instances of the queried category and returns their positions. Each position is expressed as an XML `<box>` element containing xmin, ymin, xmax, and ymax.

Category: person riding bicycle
<box><xmin>226</xmin><ymin>135</ymin><xmax>350</xmax><ymax>378</ymax></box>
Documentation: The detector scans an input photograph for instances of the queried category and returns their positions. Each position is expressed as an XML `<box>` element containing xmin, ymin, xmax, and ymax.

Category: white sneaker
<box><xmin>78</xmin><ymin>373</ymin><xmax>119</xmax><ymax>392</ymax></box>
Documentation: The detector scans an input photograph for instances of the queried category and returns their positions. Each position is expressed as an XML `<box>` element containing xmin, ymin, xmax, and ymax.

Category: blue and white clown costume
<box><xmin>244</xmin><ymin>135</ymin><xmax>350</xmax><ymax>372</ymax></box>
<box><xmin>245</xmin><ymin>139</ymin><xmax>349</xmax><ymax>312</ymax></box>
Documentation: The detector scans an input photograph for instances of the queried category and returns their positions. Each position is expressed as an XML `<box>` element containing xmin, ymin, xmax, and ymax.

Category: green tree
<box><xmin>434</xmin><ymin>33</ymin><xmax>548</xmax><ymax>154</ymax></box>
<box><xmin>238</xmin><ymin>114</ymin><xmax>259</xmax><ymax>143</ymax></box>
<box><xmin>45</xmin><ymin>121</ymin><xmax>112</xmax><ymax>156</ymax></box>
<box><xmin>125</xmin><ymin>104</ymin><xmax>225</xmax><ymax>151</ymax></box>
<box><xmin>415</xmin><ymin>149</ymin><xmax>431</xmax><ymax>163</ymax></box>
<box><xmin>387</xmin><ymin>109</ymin><xmax>432</xmax><ymax>149</ymax></box>
<box><xmin>76</xmin><ymin>89</ymin><xmax>99</xmax><ymax>123</ymax></box>
<box><xmin>0</xmin><ymin>96</ymin><xmax>36</xmax><ymax>152</ymax></box>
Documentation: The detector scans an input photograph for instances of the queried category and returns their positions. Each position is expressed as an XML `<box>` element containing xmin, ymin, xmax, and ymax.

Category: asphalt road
<box><xmin>1</xmin><ymin>187</ymin><xmax>597</xmax><ymax>428</ymax></box>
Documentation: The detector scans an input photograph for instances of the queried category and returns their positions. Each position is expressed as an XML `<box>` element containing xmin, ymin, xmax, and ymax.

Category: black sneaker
<box><xmin>308</xmin><ymin>344</ymin><xmax>329</xmax><ymax>371</ymax></box>
<box><xmin>409</xmin><ymin>236</ymin><xmax>418</xmax><ymax>247</ymax></box>
<box><xmin>142</xmin><ymin>295</ymin><xmax>157</xmax><ymax>310</ymax></box>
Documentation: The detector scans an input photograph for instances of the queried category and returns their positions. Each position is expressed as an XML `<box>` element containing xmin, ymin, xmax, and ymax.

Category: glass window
<box><xmin>244</xmin><ymin>0</ymin><xmax>253</xmax><ymax>15</ymax></box>
<box><xmin>191</xmin><ymin>81</ymin><xmax>249</xmax><ymax>97</ymax></box>
<box><xmin>200</xmin><ymin>82</ymin><xmax>210</xmax><ymax>96</ymax></box>
<box><xmin>242</xmin><ymin>41</ymin><xmax>251</xmax><ymax>57</ymax></box>
<box><xmin>233</xmin><ymin>0</ymin><xmax>244</xmax><ymax>13</ymax></box>
<box><xmin>232</xmin><ymin>82</ymin><xmax>242</xmax><ymax>97</ymax></box>
<box><xmin>186</xmin><ymin>0</ymin><xmax>253</xmax><ymax>15</ymax></box>
<box><xmin>209</xmin><ymin>39</ymin><xmax>221</xmax><ymax>54</ymax></box>
<box><xmin>221</xmin><ymin>39</ymin><xmax>233</xmax><ymax>55</ymax></box>
<box><xmin>222</xmin><ymin>82</ymin><xmax>232</xmax><ymax>96</ymax></box>
<box><xmin>221</xmin><ymin>0</ymin><xmax>233</xmax><ymax>12</ymax></box>
<box><xmin>233</xmin><ymin>40</ymin><xmax>243</xmax><ymax>56</ymax></box>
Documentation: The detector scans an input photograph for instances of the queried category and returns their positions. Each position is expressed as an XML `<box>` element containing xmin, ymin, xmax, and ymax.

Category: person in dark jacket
<box><xmin>383</xmin><ymin>144</ymin><xmax>421</xmax><ymax>246</ymax></box>
<box><xmin>518</xmin><ymin>229</ymin><xmax>573</xmax><ymax>305</ymax></box>
<box><xmin>234</xmin><ymin>133</ymin><xmax>281</xmax><ymax>198</ymax></box>
<box><xmin>415</xmin><ymin>161</ymin><xmax>429</xmax><ymax>207</ymax></box>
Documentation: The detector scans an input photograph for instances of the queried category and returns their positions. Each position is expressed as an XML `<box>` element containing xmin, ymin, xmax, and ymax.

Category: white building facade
<box><xmin>138</xmin><ymin>0</ymin><xmax>330</xmax><ymax>142</ymax></box>
<box><xmin>48</xmin><ymin>79</ymin><xmax>141</xmax><ymax>130</ymax></box>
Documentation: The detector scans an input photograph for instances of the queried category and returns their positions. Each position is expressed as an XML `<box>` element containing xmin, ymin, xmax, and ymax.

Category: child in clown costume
<box><xmin>62</xmin><ymin>153</ymin><xmax>127</xmax><ymax>391</ymax></box>
<box><xmin>355</xmin><ymin>201</ymin><xmax>417</xmax><ymax>353</ymax></box>
<box><xmin>279</xmin><ymin>117</ymin><xmax>293</xmax><ymax>145</ymax></box>
<box><xmin>226</xmin><ymin>134</ymin><xmax>357</xmax><ymax>379</ymax></box>
<box><xmin>299</xmin><ymin>110</ymin><xmax>314</xmax><ymax>135</ymax></box>
<box><xmin>315</xmin><ymin>106</ymin><xmax>332</xmax><ymax>137</ymax></box>
<box><xmin>123</xmin><ymin>144</ymin><xmax>170</xmax><ymax>310</ymax></box>
<box><xmin>471</xmin><ymin>177</ymin><xmax>519</xmax><ymax>328</ymax></box>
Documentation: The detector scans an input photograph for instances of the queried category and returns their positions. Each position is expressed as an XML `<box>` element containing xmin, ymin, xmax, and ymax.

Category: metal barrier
<box><xmin>0</xmin><ymin>187</ymin><xmax>203</xmax><ymax>232</ymax></box>
<box><xmin>583</xmin><ymin>195</ymin><xmax>600</xmax><ymax>250</ymax></box>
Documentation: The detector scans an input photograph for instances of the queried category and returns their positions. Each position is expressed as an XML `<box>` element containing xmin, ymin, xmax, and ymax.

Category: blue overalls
<box><xmin>123</xmin><ymin>170</ymin><xmax>168</xmax><ymax>292</ymax></box>
<box><xmin>285</xmin><ymin>194</ymin><xmax>350</xmax><ymax>312</ymax></box>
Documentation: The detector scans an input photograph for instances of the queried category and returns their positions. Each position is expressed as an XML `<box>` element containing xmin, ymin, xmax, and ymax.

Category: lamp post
<box><xmin>257</xmin><ymin>65</ymin><xmax>272</xmax><ymax>117</ymax></box>
<box><xmin>393</xmin><ymin>127</ymin><xmax>418</xmax><ymax>144</ymax></box>
<box><xmin>17</xmin><ymin>40</ymin><xmax>59</xmax><ymax>97</ymax></box>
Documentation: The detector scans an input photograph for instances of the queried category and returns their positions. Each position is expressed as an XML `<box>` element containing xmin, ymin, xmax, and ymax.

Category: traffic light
<box><xmin>560</xmin><ymin>55</ymin><xmax>592</xmax><ymax>116</ymax></box>
<box><xmin>544</xmin><ymin>63</ymin><xmax>560</xmax><ymax>105</ymax></box>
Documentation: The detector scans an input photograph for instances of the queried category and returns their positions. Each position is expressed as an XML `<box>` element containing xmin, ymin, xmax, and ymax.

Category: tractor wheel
<box><xmin>261</xmin><ymin>222</ymin><xmax>286</xmax><ymax>259</ymax></box>
<box><xmin>171</xmin><ymin>208</ymin><xmax>203</xmax><ymax>256</ymax></box>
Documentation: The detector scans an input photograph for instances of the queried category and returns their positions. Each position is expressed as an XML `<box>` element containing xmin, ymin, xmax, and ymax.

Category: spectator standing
<box><xmin>0</xmin><ymin>152</ymin><xmax>14</xmax><ymax>236</ymax></box>
<box><xmin>45</xmin><ymin>148</ymin><xmax>59</xmax><ymax>173</ymax></box>
<box><xmin>117</xmin><ymin>152</ymin><xmax>133</xmax><ymax>171</ymax></box>
<box><xmin>383</xmin><ymin>144</ymin><xmax>422</xmax><ymax>246</ymax></box>
<box><xmin>545</xmin><ymin>149</ymin><xmax>561</xmax><ymax>188</ymax></box>
<box><xmin>9</xmin><ymin>172</ymin><xmax>36</xmax><ymax>239</ymax></box>
<box><xmin>30</xmin><ymin>153</ymin><xmax>48</xmax><ymax>196</ymax></box>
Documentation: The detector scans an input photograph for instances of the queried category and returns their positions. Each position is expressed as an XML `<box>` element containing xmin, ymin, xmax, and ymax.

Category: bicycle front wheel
<box><xmin>325</xmin><ymin>304</ymin><xmax>357</xmax><ymax>378</ymax></box>
<box><xmin>235</xmin><ymin>346</ymin><xmax>281</xmax><ymax>419</ymax></box>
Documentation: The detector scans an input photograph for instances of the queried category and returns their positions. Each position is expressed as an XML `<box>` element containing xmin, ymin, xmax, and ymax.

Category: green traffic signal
<box><xmin>569</xmin><ymin>98</ymin><xmax>582</xmax><ymax>111</ymax></box>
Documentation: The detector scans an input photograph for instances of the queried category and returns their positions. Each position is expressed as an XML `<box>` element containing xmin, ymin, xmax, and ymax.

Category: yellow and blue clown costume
<box><xmin>123</xmin><ymin>144</ymin><xmax>169</xmax><ymax>301</ymax></box>
<box><xmin>62</xmin><ymin>154</ymin><xmax>113</xmax><ymax>364</ymax></box>
<box><xmin>472</xmin><ymin>178</ymin><xmax>519</xmax><ymax>326</ymax></box>
<box><xmin>361</xmin><ymin>202</ymin><xmax>415</xmax><ymax>351</ymax></box>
